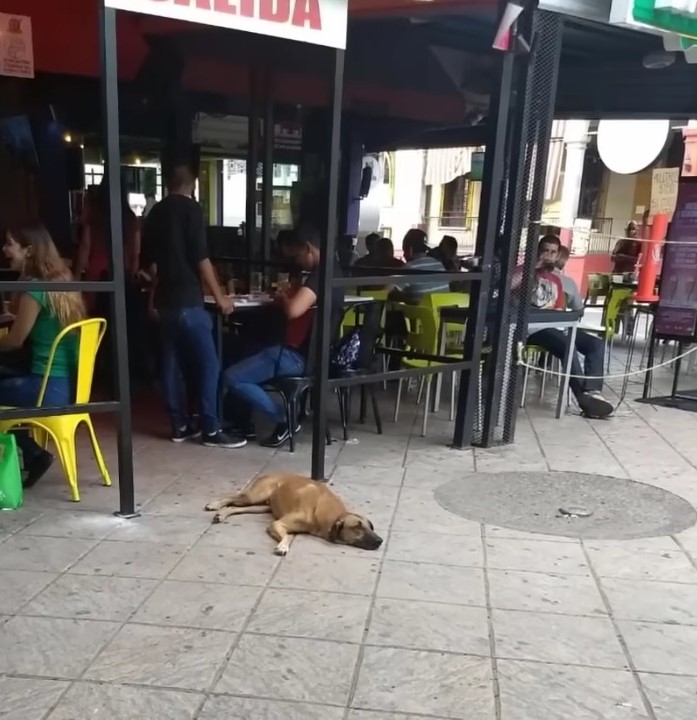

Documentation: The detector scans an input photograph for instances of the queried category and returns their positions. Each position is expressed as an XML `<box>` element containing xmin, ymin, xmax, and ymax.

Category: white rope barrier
<box><xmin>515</xmin><ymin>340</ymin><xmax>697</xmax><ymax>381</ymax></box>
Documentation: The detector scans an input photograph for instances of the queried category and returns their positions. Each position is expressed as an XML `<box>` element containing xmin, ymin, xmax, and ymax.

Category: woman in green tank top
<box><xmin>0</xmin><ymin>223</ymin><xmax>85</xmax><ymax>487</ymax></box>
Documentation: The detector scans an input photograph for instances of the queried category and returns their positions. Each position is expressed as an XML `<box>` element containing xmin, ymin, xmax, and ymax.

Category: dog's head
<box><xmin>329</xmin><ymin>513</ymin><xmax>383</xmax><ymax>550</ymax></box>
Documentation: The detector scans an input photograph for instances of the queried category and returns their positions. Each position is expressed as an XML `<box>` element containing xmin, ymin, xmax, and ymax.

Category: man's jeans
<box><xmin>160</xmin><ymin>307</ymin><xmax>220</xmax><ymax>434</ymax></box>
<box><xmin>223</xmin><ymin>345</ymin><xmax>305</xmax><ymax>424</ymax></box>
<box><xmin>528</xmin><ymin>328</ymin><xmax>604</xmax><ymax>400</ymax></box>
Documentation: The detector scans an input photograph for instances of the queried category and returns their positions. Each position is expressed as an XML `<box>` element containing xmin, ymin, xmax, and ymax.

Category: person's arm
<box><xmin>275</xmin><ymin>286</ymin><xmax>317</xmax><ymax>320</ymax></box>
<box><xmin>0</xmin><ymin>294</ymin><xmax>40</xmax><ymax>351</ymax></box>
<box><xmin>190</xmin><ymin>205</ymin><xmax>233</xmax><ymax>314</ymax></box>
<box><xmin>565</xmin><ymin>278</ymin><xmax>584</xmax><ymax>312</ymax></box>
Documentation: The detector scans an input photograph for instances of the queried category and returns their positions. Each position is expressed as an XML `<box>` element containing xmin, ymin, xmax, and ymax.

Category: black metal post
<box><xmin>215</xmin><ymin>159</ymin><xmax>224</xmax><ymax>225</ymax></box>
<box><xmin>451</xmin><ymin>51</ymin><xmax>516</xmax><ymax>448</ymax></box>
<box><xmin>261</xmin><ymin>69</ymin><xmax>274</xmax><ymax>268</ymax></box>
<box><xmin>311</xmin><ymin>49</ymin><xmax>345</xmax><ymax>480</ymax></box>
<box><xmin>246</xmin><ymin>67</ymin><xmax>261</xmax><ymax>284</ymax></box>
<box><xmin>99</xmin><ymin>3</ymin><xmax>137</xmax><ymax>518</ymax></box>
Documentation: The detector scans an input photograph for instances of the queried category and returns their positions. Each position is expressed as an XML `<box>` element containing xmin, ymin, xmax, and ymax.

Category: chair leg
<box><xmin>284</xmin><ymin>396</ymin><xmax>295</xmax><ymax>453</ymax></box>
<box><xmin>421</xmin><ymin>377</ymin><xmax>432</xmax><ymax>437</ymax></box>
<box><xmin>450</xmin><ymin>371</ymin><xmax>456</xmax><ymax>422</ymax></box>
<box><xmin>345</xmin><ymin>388</ymin><xmax>353</xmax><ymax>431</ymax></box>
<box><xmin>54</xmin><ymin>431</ymin><xmax>80</xmax><ymax>502</ymax></box>
<box><xmin>336</xmin><ymin>389</ymin><xmax>348</xmax><ymax>441</ymax></box>
<box><xmin>85</xmin><ymin>417</ymin><xmax>111</xmax><ymax>487</ymax></box>
<box><xmin>540</xmin><ymin>353</ymin><xmax>548</xmax><ymax>398</ymax></box>
<box><xmin>521</xmin><ymin>363</ymin><xmax>530</xmax><ymax>408</ymax></box>
<box><xmin>370</xmin><ymin>386</ymin><xmax>383</xmax><ymax>434</ymax></box>
<box><xmin>359</xmin><ymin>386</ymin><xmax>367</xmax><ymax>424</ymax></box>
<box><xmin>416</xmin><ymin>376</ymin><xmax>425</xmax><ymax>405</ymax></box>
<box><xmin>325</xmin><ymin>425</ymin><xmax>332</xmax><ymax>446</ymax></box>
<box><xmin>394</xmin><ymin>379</ymin><xmax>404</xmax><ymax>422</ymax></box>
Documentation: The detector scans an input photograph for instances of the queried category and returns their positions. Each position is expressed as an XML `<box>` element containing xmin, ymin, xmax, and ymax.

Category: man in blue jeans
<box><xmin>141</xmin><ymin>165</ymin><xmax>244</xmax><ymax>448</ymax></box>
<box><xmin>223</xmin><ymin>225</ymin><xmax>343</xmax><ymax>448</ymax></box>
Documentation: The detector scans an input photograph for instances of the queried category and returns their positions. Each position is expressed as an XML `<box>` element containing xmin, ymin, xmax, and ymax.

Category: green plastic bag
<box><xmin>0</xmin><ymin>433</ymin><xmax>23</xmax><ymax>510</ymax></box>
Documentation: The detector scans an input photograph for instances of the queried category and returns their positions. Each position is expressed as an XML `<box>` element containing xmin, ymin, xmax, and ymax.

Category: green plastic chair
<box><xmin>584</xmin><ymin>273</ymin><xmax>610</xmax><ymax>306</ymax></box>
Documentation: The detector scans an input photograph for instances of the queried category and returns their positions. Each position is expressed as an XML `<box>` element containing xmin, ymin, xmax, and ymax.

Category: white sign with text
<box><xmin>0</xmin><ymin>13</ymin><xmax>34</xmax><ymax>79</ymax></box>
<box><xmin>104</xmin><ymin>0</ymin><xmax>348</xmax><ymax>49</ymax></box>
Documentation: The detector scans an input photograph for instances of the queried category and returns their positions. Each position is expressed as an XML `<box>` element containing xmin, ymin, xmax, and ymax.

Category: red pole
<box><xmin>635</xmin><ymin>212</ymin><xmax>668</xmax><ymax>303</ymax></box>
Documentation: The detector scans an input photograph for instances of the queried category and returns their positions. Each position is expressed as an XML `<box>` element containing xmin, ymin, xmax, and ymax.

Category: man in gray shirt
<box><xmin>555</xmin><ymin>245</ymin><xmax>584</xmax><ymax>312</ymax></box>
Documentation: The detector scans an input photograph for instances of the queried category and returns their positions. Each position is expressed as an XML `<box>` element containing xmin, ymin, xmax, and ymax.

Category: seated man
<box><xmin>389</xmin><ymin>229</ymin><xmax>449</xmax><ymax>303</ymax></box>
<box><xmin>517</xmin><ymin>234</ymin><xmax>613</xmax><ymax>419</ymax></box>
<box><xmin>554</xmin><ymin>245</ymin><xmax>584</xmax><ymax>312</ymax></box>
<box><xmin>223</xmin><ymin>225</ymin><xmax>343</xmax><ymax>448</ymax></box>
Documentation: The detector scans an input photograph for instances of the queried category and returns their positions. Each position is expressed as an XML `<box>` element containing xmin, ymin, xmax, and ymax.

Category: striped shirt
<box><xmin>395</xmin><ymin>255</ymin><xmax>449</xmax><ymax>300</ymax></box>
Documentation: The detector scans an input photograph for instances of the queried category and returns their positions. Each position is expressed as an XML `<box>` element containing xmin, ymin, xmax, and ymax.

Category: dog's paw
<box><xmin>274</xmin><ymin>543</ymin><xmax>289</xmax><ymax>556</ymax></box>
<box><xmin>205</xmin><ymin>501</ymin><xmax>222</xmax><ymax>512</ymax></box>
<box><xmin>212</xmin><ymin>513</ymin><xmax>224</xmax><ymax>524</ymax></box>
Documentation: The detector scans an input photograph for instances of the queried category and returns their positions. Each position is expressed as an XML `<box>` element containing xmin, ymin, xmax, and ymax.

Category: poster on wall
<box><xmin>655</xmin><ymin>180</ymin><xmax>697</xmax><ymax>338</ymax></box>
<box><xmin>650</xmin><ymin>167</ymin><xmax>679</xmax><ymax>219</ymax></box>
<box><xmin>0</xmin><ymin>13</ymin><xmax>34</xmax><ymax>79</ymax></box>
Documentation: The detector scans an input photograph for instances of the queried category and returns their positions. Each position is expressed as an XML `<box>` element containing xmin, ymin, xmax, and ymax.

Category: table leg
<box><xmin>215</xmin><ymin>313</ymin><xmax>224</xmax><ymax>422</ymax></box>
<box><xmin>556</xmin><ymin>323</ymin><xmax>577</xmax><ymax>419</ymax></box>
<box><xmin>433</xmin><ymin>318</ymin><xmax>446</xmax><ymax>412</ymax></box>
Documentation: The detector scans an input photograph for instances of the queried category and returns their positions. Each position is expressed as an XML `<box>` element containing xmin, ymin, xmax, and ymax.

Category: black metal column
<box><xmin>99</xmin><ymin>3</ymin><xmax>136</xmax><ymax>518</ymax></box>
<box><xmin>261</xmin><ymin>70</ymin><xmax>274</xmax><ymax>268</ymax></box>
<box><xmin>311</xmin><ymin>49</ymin><xmax>345</xmax><ymax>480</ymax></box>
<box><xmin>452</xmin><ymin>49</ymin><xmax>516</xmax><ymax>448</ymax></box>
<box><xmin>478</xmin><ymin>6</ymin><xmax>563</xmax><ymax>446</ymax></box>
<box><xmin>246</xmin><ymin>67</ymin><xmax>262</xmax><ymax>279</ymax></box>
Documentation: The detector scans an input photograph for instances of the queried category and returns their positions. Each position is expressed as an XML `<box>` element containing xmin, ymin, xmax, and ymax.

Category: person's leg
<box><xmin>159</xmin><ymin>313</ymin><xmax>191</xmax><ymax>439</ymax></box>
<box><xmin>177</xmin><ymin>307</ymin><xmax>222</xmax><ymax>437</ymax></box>
<box><xmin>0</xmin><ymin>374</ymin><xmax>67</xmax><ymax>486</ymax></box>
<box><xmin>223</xmin><ymin>345</ymin><xmax>292</xmax><ymax>423</ymax></box>
<box><xmin>574</xmin><ymin>329</ymin><xmax>605</xmax><ymax>393</ymax></box>
<box><xmin>528</xmin><ymin>329</ymin><xmax>585</xmax><ymax>400</ymax></box>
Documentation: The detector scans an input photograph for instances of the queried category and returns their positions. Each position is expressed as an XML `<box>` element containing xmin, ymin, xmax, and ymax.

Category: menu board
<box><xmin>655</xmin><ymin>181</ymin><xmax>697</xmax><ymax>338</ymax></box>
<box><xmin>650</xmin><ymin>167</ymin><xmax>679</xmax><ymax>219</ymax></box>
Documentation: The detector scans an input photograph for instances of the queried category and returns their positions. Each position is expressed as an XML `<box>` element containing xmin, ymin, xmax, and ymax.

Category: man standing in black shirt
<box><xmin>141</xmin><ymin>165</ymin><xmax>245</xmax><ymax>448</ymax></box>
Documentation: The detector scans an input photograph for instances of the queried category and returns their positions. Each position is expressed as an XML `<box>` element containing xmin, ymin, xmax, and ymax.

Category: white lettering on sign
<box><xmin>105</xmin><ymin>0</ymin><xmax>348</xmax><ymax>49</ymax></box>
<box><xmin>651</xmin><ymin>167</ymin><xmax>680</xmax><ymax>220</ymax></box>
<box><xmin>0</xmin><ymin>13</ymin><xmax>34</xmax><ymax>79</ymax></box>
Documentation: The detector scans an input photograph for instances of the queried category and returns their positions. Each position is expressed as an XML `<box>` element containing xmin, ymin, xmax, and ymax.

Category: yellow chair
<box><xmin>602</xmin><ymin>286</ymin><xmax>635</xmax><ymax>370</ymax></box>
<box><xmin>0</xmin><ymin>318</ymin><xmax>111</xmax><ymax>502</ymax></box>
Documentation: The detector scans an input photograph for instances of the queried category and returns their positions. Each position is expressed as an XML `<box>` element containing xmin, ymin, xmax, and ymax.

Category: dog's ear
<box><xmin>329</xmin><ymin>518</ymin><xmax>344</xmax><ymax>543</ymax></box>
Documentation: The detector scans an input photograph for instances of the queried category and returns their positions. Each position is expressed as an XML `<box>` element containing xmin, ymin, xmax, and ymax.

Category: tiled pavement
<box><xmin>2</xmin><ymin>341</ymin><xmax>697</xmax><ymax>719</ymax></box>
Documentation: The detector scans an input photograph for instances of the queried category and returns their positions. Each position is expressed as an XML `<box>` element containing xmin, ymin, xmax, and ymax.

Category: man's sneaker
<box><xmin>260</xmin><ymin>423</ymin><xmax>291</xmax><ymax>448</ymax></box>
<box><xmin>202</xmin><ymin>430</ymin><xmax>247</xmax><ymax>449</ymax></box>
<box><xmin>171</xmin><ymin>425</ymin><xmax>200</xmax><ymax>443</ymax></box>
<box><xmin>578</xmin><ymin>391</ymin><xmax>614</xmax><ymax>419</ymax></box>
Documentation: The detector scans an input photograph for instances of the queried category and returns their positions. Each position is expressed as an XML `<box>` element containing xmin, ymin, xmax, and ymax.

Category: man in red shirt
<box><xmin>521</xmin><ymin>235</ymin><xmax>613</xmax><ymax>419</ymax></box>
<box><xmin>223</xmin><ymin>225</ymin><xmax>344</xmax><ymax>447</ymax></box>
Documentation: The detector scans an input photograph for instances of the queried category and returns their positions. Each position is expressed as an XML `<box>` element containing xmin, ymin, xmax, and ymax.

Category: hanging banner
<box><xmin>0</xmin><ymin>13</ymin><xmax>34</xmax><ymax>79</ymax></box>
<box><xmin>655</xmin><ymin>181</ymin><xmax>697</xmax><ymax>337</ymax></box>
<box><xmin>104</xmin><ymin>0</ymin><xmax>348</xmax><ymax>49</ymax></box>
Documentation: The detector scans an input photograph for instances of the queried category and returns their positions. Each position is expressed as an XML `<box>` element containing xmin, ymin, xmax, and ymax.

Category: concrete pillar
<box><xmin>559</xmin><ymin>119</ymin><xmax>590</xmax><ymax>228</ymax></box>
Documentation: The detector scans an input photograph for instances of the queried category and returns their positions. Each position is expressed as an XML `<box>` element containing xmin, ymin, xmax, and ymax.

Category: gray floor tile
<box><xmin>169</xmin><ymin>545</ymin><xmax>279</xmax><ymax>586</ymax></box>
<box><xmin>69</xmin><ymin>539</ymin><xmax>189</xmax><ymax>579</ymax></box>
<box><xmin>497</xmin><ymin>660</ymin><xmax>649</xmax><ymax>720</ymax></box>
<box><xmin>199</xmin><ymin>696</ymin><xmax>345</xmax><ymax>720</ymax></box>
<box><xmin>193</xmin><ymin>515</ymin><xmax>275</xmax><ymax>551</ymax></box>
<box><xmin>618</xmin><ymin>620</ymin><xmax>697</xmax><ymax>674</ymax></box>
<box><xmin>601</xmin><ymin>577</ymin><xmax>697</xmax><ymax>624</ymax></box>
<box><xmin>0</xmin><ymin>677</ymin><xmax>68</xmax><ymax>720</ymax></box>
<box><xmin>47</xmin><ymin>682</ymin><xmax>202</xmax><ymax>720</ymax></box>
<box><xmin>639</xmin><ymin>673</ymin><xmax>697</xmax><ymax>720</ymax></box>
<box><xmin>352</xmin><ymin>646</ymin><xmax>494</xmax><ymax>719</ymax></box>
<box><xmin>332</xmin><ymin>464</ymin><xmax>404</xmax><ymax>486</ymax></box>
<box><xmin>488</xmin><ymin>569</ymin><xmax>607</xmax><ymax>616</ymax></box>
<box><xmin>247</xmin><ymin>588</ymin><xmax>371</xmax><ymax>642</ymax></box>
<box><xmin>290</xmin><ymin>533</ymin><xmax>386</xmax><ymax>558</ymax></box>
<box><xmin>485</xmin><ymin>525</ymin><xmax>578</xmax><ymax>543</ymax></box>
<box><xmin>271</xmin><ymin>554</ymin><xmax>379</xmax><ymax>595</ymax></box>
<box><xmin>106</xmin><ymin>514</ymin><xmax>209</xmax><ymax>545</ymax></box>
<box><xmin>367</xmin><ymin>598</ymin><xmax>490</xmax><ymax>655</ymax></box>
<box><xmin>585</xmin><ymin>543</ymin><xmax>697</xmax><ymax>583</ymax></box>
<box><xmin>486</xmin><ymin>538</ymin><xmax>589</xmax><ymax>575</ymax></box>
<box><xmin>394</xmin><ymin>488</ymin><xmax>483</xmax><ymax>535</ymax></box>
<box><xmin>215</xmin><ymin>634</ymin><xmax>359</xmax><ymax>705</ymax></box>
<box><xmin>493</xmin><ymin>609</ymin><xmax>627</xmax><ymax>668</ymax></box>
<box><xmin>377</xmin><ymin>561</ymin><xmax>485</xmax><ymax>606</ymax></box>
<box><xmin>385</xmin><ymin>530</ymin><xmax>483</xmax><ymax>567</ymax></box>
<box><xmin>0</xmin><ymin>569</ymin><xmax>58</xmax><ymax>613</ymax></box>
<box><xmin>85</xmin><ymin>623</ymin><xmax>234</xmax><ymax>691</ymax></box>
<box><xmin>0</xmin><ymin>508</ymin><xmax>46</xmax><ymax>535</ymax></box>
<box><xmin>0</xmin><ymin>535</ymin><xmax>97</xmax><ymax>573</ymax></box>
<box><xmin>19</xmin><ymin>510</ymin><xmax>123</xmax><ymax>540</ymax></box>
<box><xmin>132</xmin><ymin>580</ymin><xmax>261</xmax><ymax>631</ymax></box>
<box><xmin>348</xmin><ymin>712</ymin><xmax>442</xmax><ymax>720</ymax></box>
<box><xmin>0</xmin><ymin>616</ymin><xmax>118</xmax><ymax>678</ymax></box>
<box><xmin>22</xmin><ymin>574</ymin><xmax>157</xmax><ymax>622</ymax></box>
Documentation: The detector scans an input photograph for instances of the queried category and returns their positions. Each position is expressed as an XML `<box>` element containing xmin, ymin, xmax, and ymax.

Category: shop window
<box><xmin>440</xmin><ymin>176</ymin><xmax>468</xmax><ymax>228</ymax></box>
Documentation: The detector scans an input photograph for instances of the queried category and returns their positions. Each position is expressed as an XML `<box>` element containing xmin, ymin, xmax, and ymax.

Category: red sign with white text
<box><xmin>105</xmin><ymin>0</ymin><xmax>348</xmax><ymax>49</ymax></box>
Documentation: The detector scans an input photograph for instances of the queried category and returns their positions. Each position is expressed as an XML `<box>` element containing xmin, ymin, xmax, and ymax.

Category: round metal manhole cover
<box><xmin>433</xmin><ymin>471</ymin><xmax>697</xmax><ymax>540</ymax></box>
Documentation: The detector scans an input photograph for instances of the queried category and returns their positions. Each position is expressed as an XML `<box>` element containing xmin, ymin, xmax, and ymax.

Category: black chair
<box><xmin>332</xmin><ymin>300</ymin><xmax>385</xmax><ymax>440</ymax></box>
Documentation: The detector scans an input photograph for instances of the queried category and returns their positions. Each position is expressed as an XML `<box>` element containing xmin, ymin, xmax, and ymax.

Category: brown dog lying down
<box><xmin>205</xmin><ymin>473</ymin><xmax>383</xmax><ymax>556</ymax></box>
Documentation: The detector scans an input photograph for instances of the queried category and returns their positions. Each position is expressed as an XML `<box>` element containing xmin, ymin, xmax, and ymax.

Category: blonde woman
<box><xmin>1</xmin><ymin>222</ymin><xmax>85</xmax><ymax>487</ymax></box>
